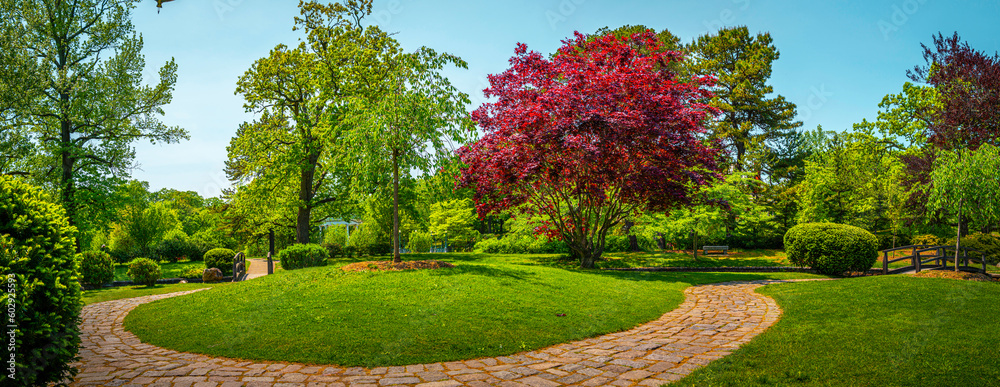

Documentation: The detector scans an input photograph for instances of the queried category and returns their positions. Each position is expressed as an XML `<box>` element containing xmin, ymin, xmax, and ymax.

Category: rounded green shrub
<box><xmin>80</xmin><ymin>250</ymin><xmax>115</xmax><ymax>287</ymax></box>
<box><xmin>784</xmin><ymin>222</ymin><xmax>878</xmax><ymax>275</ymax></box>
<box><xmin>204</xmin><ymin>248</ymin><xmax>236</xmax><ymax>276</ymax></box>
<box><xmin>127</xmin><ymin>258</ymin><xmax>161</xmax><ymax>286</ymax></box>
<box><xmin>406</xmin><ymin>231</ymin><xmax>433</xmax><ymax>253</ymax></box>
<box><xmin>0</xmin><ymin>176</ymin><xmax>81</xmax><ymax>386</ymax></box>
<box><xmin>278</xmin><ymin>243</ymin><xmax>328</xmax><ymax>270</ymax></box>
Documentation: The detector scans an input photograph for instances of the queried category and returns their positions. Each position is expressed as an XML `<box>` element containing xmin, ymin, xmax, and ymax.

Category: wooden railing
<box><xmin>881</xmin><ymin>245</ymin><xmax>987</xmax><ymax>274</ymax></box>
<box><xmin>233</xmin><ymin>251</ymin><xmax>246</xmax><ymax>281</ymax></box>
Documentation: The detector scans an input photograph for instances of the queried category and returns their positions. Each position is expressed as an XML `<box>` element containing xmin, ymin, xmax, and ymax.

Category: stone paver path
<box><xmin>71</xmin><ymin>280</ymin><xmax>817</xmax><ymax>386</ymax></box>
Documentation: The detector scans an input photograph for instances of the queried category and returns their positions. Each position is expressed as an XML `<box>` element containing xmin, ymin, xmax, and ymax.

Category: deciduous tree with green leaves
<box><xmin>7</xmin><ymin>0</ymin><xmax>186</xmax><ymax>245</ymax></box>
<box><xmin>930</xmin><ymin>144</ymin><xmax>1000</xmax><ymax>270</ymax></box>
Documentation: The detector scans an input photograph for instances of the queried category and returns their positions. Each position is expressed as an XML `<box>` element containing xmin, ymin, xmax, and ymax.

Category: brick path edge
<box><xmin>70</xmin><ymin>279</ymin><xmax>829</xmax><ymax>387</ymax></box>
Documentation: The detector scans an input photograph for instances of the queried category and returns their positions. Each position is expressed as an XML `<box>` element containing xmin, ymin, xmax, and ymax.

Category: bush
<box><xmin>785</xmin><ymin>223</ymin><xmax>878</xmax><ymax>276</ymax></box>
<box><xmin>911</xmin><ymin>234</ymin><xmax>943</xmax><ymax>246</ymax></box>
<box><xmin>278</xmin><ymin>243</ymin><xmax>328</xmax><ymax>270</ymax></box>
<box><xmin>604</xmin><ymin>235</ymin><xmax>631</xmax><ymax>253</ymax></box>
<box><xmin>80</xmin><ymin>250</ymin><xmax>115</xmax><ymax>287</ymax></box>
<box><xmin>951</xmin><ymin>232</ymin><xmax>1000</xmax><ymax>265</ymax></box>
<box><xmin>154</xmin><ymin>230</ymin><xmax>201</xmax><ymax>263</ymax></box>
<box><xmin>406</xmin><ymin>231</ymin><xmax>433</xmax><ymax>253</ymax></box>
<box><xmin>0</xmin><ymin>176</ymin><xmax>81</xmax><ymax>386</ymax></box>
<box><xmin>180</xmin><ymin>267</ymin><xmax>204</xmax><ymax>279</ymax></box>
<box><xmin>322</xmin><ymin>242</ymin><xmax>343</xmax><ymax>258</ymax></box>
<box><xmin>204</xmin><ymin>248</ymin><xmax>236</xmax><ymax>276</ymax></box>
<box><xmin>127</xmin><ymin>258</ymin><xmax>161</xmax><ymax>286</ymax></box>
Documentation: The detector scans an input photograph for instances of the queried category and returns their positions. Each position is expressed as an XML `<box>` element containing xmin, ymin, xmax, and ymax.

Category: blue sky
<box><xmin>129</xmin><ymin>0</ymin><xmax>1000</xmax><ymax>198</ymax></box>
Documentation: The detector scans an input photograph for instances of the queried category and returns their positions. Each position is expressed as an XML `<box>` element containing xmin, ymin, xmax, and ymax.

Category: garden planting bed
<box><xmin>340</xmin><ymin>260</ymin><xmax>455</xmax><ymax>272</ymax></box>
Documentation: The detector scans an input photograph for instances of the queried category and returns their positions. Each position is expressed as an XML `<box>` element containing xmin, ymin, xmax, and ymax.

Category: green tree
<box><xmin>930</xmin><ymin>144</ymin><xmax>1000</xmax><ymax>270</ymax></box>
<box><xmin>344</xmin><ymin>47</ymin><xmax>473</xmax><ymax>262</ymax></box>
<box><xmin>429</xmin><ymin>199</ymin><xmax>480</xmax><ymax>252</ymax></box>
<box><xmin>8</xmin><ymin>0</ymin><xmax>186</xmax><ymax>245</ymax></box>
<box><xmin>687</xmin><ymin>26</ymin><xmax>802</xmax><ymax>173</ymax></box>
<box><xmin>228</xmin><ymin>40</ymin><xmax>350</xmax><ymax>245</ymax></box>
<box><xmin>109</xmin><ymin>201</ymin><xmax>180</xmax><ymax>258</ymax></box>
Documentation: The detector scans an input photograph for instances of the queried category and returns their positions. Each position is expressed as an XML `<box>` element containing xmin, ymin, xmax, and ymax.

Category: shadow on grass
<box><xmin>578</xmin><ymin>269</ymin><xmax>815</xmax><ymax>286</ymax></box>
<box><xmin>430</xmin><ymin>263</ymin><xmax>537</xmax><ymax>281</ymax></box>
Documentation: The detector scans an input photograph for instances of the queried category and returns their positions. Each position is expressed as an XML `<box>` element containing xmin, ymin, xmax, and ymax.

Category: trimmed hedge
<box><xmin>204</xmin><ymin>248</ymin><xmax>236</xmax><ymax>276</ymax></box>
<box><xmin>278</xmin><ymin>243</ymin><xmax>328</xmax><ymax>270</ymax></box>
<box><xmin>785</xmin><ymin>222</ymin><xmax>878</xmax><ymax>275</ymax></box>
<box><xmin>0</xmin><ymin>176</ymin><xmax>82</xmax><ymax>386</ymax></box>
<box><xmin>127</xmin><ymin>258</ymin><xmax>162</xmax><ymax>286</ymax></box>
<box><xmin>80</xmin><ymin>250</ymin><xmax>115</xmax><ymax>287</ymax></box>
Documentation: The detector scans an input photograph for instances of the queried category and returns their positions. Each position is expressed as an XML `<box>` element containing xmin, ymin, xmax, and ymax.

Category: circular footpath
<box><xmin>71</xmin><ymin>279</ymin><xmax>823</xmax><ymax>387</ymax></box>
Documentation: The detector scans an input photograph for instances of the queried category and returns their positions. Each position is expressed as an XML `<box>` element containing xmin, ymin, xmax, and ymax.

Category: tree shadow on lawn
<box><xmin>429</xmin><ymin>263</ymin><xmax>539</xmax><ymax>282</ymax></box>
<box><xmin>565</xmin><ymin>268</ymin><xmax>814</xmax><ymax>287</ymax></box>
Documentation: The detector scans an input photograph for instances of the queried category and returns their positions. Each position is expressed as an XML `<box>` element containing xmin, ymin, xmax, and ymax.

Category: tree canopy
<box><xmin>458</xmin><ymin>30</ymin><xmax>720</xmax><ymax>268</ymax></box>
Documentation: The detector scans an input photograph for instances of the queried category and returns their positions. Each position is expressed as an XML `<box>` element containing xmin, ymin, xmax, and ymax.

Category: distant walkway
<box><xmin>245</xmin><ymin>258</ymin><xmax>271</xmax><ymax>280</ymax></box>
<box><xmin>69</xmin><ymin>279</ymin><xmax>826</xmax><ymax>386</ymax></box>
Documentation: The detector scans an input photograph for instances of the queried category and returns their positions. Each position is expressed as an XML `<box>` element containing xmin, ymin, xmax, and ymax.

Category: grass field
<box><xmin>82</xmin><ymin>282</ymin><xmax>226</xmax><ymax>305</ymax></box>
<box><xmin>124</xmin><ymin>253</ymin><xmax>826</xmax><ymax>367</ymax></box>
<box><xmin>674</xmin><ymin>276</ymin><xmax>1000</xmax><ymax>386</ymax></box>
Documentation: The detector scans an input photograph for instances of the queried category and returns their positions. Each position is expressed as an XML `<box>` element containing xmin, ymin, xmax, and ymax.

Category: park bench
<box><xmin>703</xmin><ymin>245</ymin><xmax>729</xmax><ymax>255</ymax></box>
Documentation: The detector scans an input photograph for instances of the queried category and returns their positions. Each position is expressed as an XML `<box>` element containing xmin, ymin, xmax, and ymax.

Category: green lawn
<box><xmin>674</xmin><ymin>276</ymin><xmax>1000</xmax><ymax>386</ymax></box>
<box><xmin>82</xmin><ymin>282</ymin><xmax>226</xmax><ymax>305</ymax></box>
<box><xmin>113</xmin><ymin>260</ymin><xmax>206</xmax><ymax>281</ymax></box>
<box><xmin>124</xmin><ymin>253</ymin><xmax>825</xmax><ymax>367</ymax></box>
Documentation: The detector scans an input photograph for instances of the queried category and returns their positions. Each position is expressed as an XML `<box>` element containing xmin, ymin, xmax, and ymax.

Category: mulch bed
<box><xmin>912</xmin><ymin>270</ymin><xmax>997</xmax><ymax>282</ymax></box>
<box><xmin>340</xmin><ymin>260</ymin><xmax>455</xmax><ymax>272</ymax></box>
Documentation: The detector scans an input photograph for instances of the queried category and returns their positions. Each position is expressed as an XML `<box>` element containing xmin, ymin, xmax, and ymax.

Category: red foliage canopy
<box><xmin>909</xmin><ymin>32</ymin><xmax>1000</xmax><ymax>150</ymax></box>
<box><xmin>456</xmin><ymin>31</ymin><xmax>719</xmax><ymax>263</ymax></box>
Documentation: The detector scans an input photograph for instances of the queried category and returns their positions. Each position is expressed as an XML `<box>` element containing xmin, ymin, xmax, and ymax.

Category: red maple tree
<box><xmin>908</xmin><ymin>32</ymin><xmax>1000</xmax><ymax>150</ymax></box>
<box><xmin>457</xmin><ymin>31</ymin><xmax>720</xmax><ymax>268</ymax></box>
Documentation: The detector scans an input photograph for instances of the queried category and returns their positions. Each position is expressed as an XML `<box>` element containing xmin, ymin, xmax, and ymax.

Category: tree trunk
<box><xmin>392</xmin><ymin>147</ymin><xmax>401</xmax><ymax>263</ymax></box>
<box><xmin>295</xmin><ymin>151</ymin><xmax>320</xmax><ymax>244</ymax></box>
<box><xmin>60</xmin><ymin>110</ymin><xmax>80</xmax><ymax>252</ymax></box>
<box><xmin>955</xmin><ymin>198</ymin><xmax>962</xmax><ymax>272</ymax></box>
<box><xmin>693</xmin><ymin>232</ymin><xmax>699</xmax><ymax>261</ymax></box>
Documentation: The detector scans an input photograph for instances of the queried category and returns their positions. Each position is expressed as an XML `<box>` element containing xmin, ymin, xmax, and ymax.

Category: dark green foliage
<box><xmin>278</xmin><ymin>243</ymin><xmax>328</xmax><ymax>270</ymax></box>
<box><xmin>203</xmin><ymin>248</ymin><xmax>236</xmax><ymax>276</ymax></box>
<box><xmin>604</xmin><ymin>235</ymin><xmax>631</xmax><ymax>253</ymax></box>
<box><xmin>474</xmin><ymin>236</ymin><xmax>568</xmax><ymax>254</ymax></box>
<box><xmin>784</xmin><ymin>223</ymin><xmax>878</xmax><ymax>275</ymax></box>
<box><xmin>127</xmin><ymin>258</ymin><xmax>161</xmax><ymax>286</ymax></box>
<box><xmin>322</xmin><ymin>242</ymin><xmax>343</xmax><ymax>258</ymax></box>
<box><xmin>951</xmin><ymin>233</ymin><xmax>1000</xmax><ymax>265</ymax></box>
<box><xmin>155</xmin><ymin>234</ymin><xmax>202</xmax><ymax>263</ymax></box>
<box><xmin>0</xmin><ymin>176</ymin><xmax>82</xmax><ymax>386</ymax></box>
<box><xmin>80</xmin><ymin>250</ymin><xmax>115</xmax><ymax>287</ymax></box>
